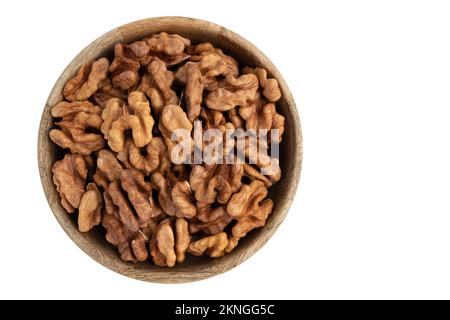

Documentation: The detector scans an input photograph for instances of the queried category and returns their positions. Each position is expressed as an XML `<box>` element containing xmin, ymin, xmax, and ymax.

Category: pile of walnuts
<box><xmin>50</xmin><ymin>32</ymin><xmax>285</xmax><ymax>266</ymax></box>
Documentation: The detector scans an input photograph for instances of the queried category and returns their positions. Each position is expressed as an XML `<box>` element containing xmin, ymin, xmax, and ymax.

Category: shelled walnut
<box><xmin>49</xmin><ymin>32</ymin><xmax>284</xmax><ymax>267</ymax></box>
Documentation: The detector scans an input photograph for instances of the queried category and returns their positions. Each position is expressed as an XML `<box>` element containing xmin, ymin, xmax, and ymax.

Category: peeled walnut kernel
<box><xmin>101</xmin><ymin>92</ymin><xmax>155</xmax><ymax>152</ymax></box>
<box><xmin>78</xmin><ymin>183</ymin><xmax>103</xmax><ymax>232</ymax></box>
<box><xmin>175</xmin><ymin>218</ymin><xmax>190</xmax><ymax>263</ymax></box>
<box><xmin>63</xmin><ymin>58</ymin><xmax>109</xmax><ymax>101</ymax></box>
<box><xmin>205</xmin><ymin>74</ymin><xmax>259</xmax><ymax>111</ymax></box>
<box><xmin>49</xmin><ymin>100</ymin><xmax>104</xmax><ymax>155</ymax></box>
<box><xmin>52</xmin><ymin>153</ymin><xmax>87</xmax><ymax>213</ymax></box>
<box><xmin>188</xmin><ymin>232</ymin><xmax>228</xmax><ymax>258</ymax></box>
<box><xmin>117</xmin><ymin>137</ymin><xmax>170</xmax><ymax>175</ymax></box>
<box><xmin>150</xmin><ymin>219</ymin><xmax>177</xmax><ymax>267</ymax></box>
<box><xmin>139</xmin><ymin>58</ymin><xmax>178</xmax><ymax>115</ymax></box>
<box><xmin>243</xmin><ymin>67</ymin><xmax>281</xmax><ymax>102</ymax></box>
<box><xmin>190</xmin><ymin>163</ymin><xmax>243</xmax><ymax>204</ymax></box>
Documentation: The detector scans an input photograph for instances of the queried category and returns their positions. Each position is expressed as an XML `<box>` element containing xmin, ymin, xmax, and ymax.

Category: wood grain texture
<box><xmin>38</xmin><ymin>16</ymin><xmax>303</xmax><ymax>283</ymax></box>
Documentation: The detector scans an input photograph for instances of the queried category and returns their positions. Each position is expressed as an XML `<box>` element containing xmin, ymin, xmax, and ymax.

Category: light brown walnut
<box><xmin>151</xmin><ymin>172</ymin><xmax>196</xmax><ymax>219</ymax></box>
<box><xmin>109</xmin><ymin>43</ymin><xmax>141</xmax><ymax>90</ymax></box>
<box><xmin>187</xmin><ymin>232</ymin><xmax>228</xmax><ymax>258</ymax></box>
<box><xmin>205</xmin><ymin>74</ymin><xmax>259</xmax><ymax>111</ymax></box>
<box><xmin>78</xmin><ymin>183</ymin><xmax>103</xmax><ymax>232</ymax></box>
<box><xmin>227</xmin><ymin>180</ymin><xmax>274</xmax><ymax>238</ymax></box>
<box><xmin>101</xmin><ymin>92</ymin><xmax>154</xmax><ymax>152</ymax></box>
<box><xmin>243</xmin><ymin>67</ymin><xmax>281</xmax><ymax>102</ymax></box>
<box><xmin>63</xmin><ymin>58</ymin><xmax>109</xmax><ymax>101</ymax></box>
<box><xmin>139</xmin><ymin>58</ymin><xmax>179</xmax><ymax>115</ymax></box>
<box><xmin>52</xmin><ymin>153</ymin><xmax>87</xmax><ymax>213</ymax></box>
<box><xmin>150</xmin><ymin>219</ymin><xmax>177</xmax><ymax>267</ymax></box>
<box><xmin>117</xmin><ymin>137</ymin><xmax>170</xmax><ymax>175</ymax></box>
<box><xmin>190</xmin><ymin>163</ymin><xmax>243</xmax><ymax>204</ymax></box>
<box><xmin>49</xmin><ymin>101</ymin><xmax>104</xmax><ymax>155</ymax></box>
<box><xmin>102</xmin><ymin>213</ymin><xmax>148</xmax><ymax>262</ymax></box>
<box><xmin>175</xmin><ymin>218</ymin><xmax>190</xmax><ymax>263</ymax></box>
<box><xmin>159</xmin><ymin>104</ymin><xmax>194</xmax><ymax>163</ymax></box>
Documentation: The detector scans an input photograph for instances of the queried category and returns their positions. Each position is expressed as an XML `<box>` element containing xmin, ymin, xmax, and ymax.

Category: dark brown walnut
<box><xmin>242</xmin><ymin>67</ymin><xmax>281</xmax><ymax>102</ymax></box>
<box><xmin>102</xmin><ymin>213</ymin><xmax>148</xmax><ymax>262</ymax></box>
<box><xmin>205</xmin><ymin>74</ymin><xmax>259</xmax><ymax>111</ymax></box>
<box><xmin>139</xmin><ymin>58</ymin><xmax>179</xmax><ymax>115</ymax></box>
<box><xmin>117</xmin><ymin>137</ymin><xmax>170</xmax><ymax>175</ymax></box>
<box><xmin>92</xmin><ymin>78</ymin><xmax>127</xmax><ymax>107</ymax></box>
<box><xmin>151</xmin><ymin>172</ymin><xmax>196</xmax><ymax>219</ymax></box>
<box><xmin>63</xmin><ymin>57</ymin><xmax>109</xmax><ymax>101</ymax></box>
<box><xmin>150</xmin><ymin>218</ymin><xmax>177</xmax><ymax>267</ymax></box>
<box><xmin>227</xmin><ymin>180</ymin><xmax>274</xmax><ymax>238</ymax></box>
<box><xmin>78</xmin><ymin>183</ymin><xmax>103</xmax><ymax>232</ymax></box>
<box><xmin>187</xmin><ymin>232</ymin><xmax>229</xmax><ymax>258</ymax></box>
<box><xmin>101</xmin><ymin>92</ymin><xmax>155</xmax><ymax>152</ymax></box>
<box><xmin>185</xmin><ymin>63</ymin><xmax>204</xmax><ymax>121</ymax></box>
<box><xmin>109</xmin><ymin>43</ymin><xmax>141</xmax><ymax>90</ymax></box>
<box><xmin>190</xmin><ymin>163</ymin><xmax>243</xmax><ymax>204</ymax></box>
<box><xmin>52</xmin><ymin>153</ymin><xmax>87</xmax><ymax>213</ymax></box>
<box><xmin>49</xmin><ymin>100</ymin><xmax>104</xmax><ymax>155</ymax></box>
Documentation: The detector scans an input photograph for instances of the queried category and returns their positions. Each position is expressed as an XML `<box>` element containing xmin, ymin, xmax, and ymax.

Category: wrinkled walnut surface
<box><xmin>49</xmin><ymin>32</ymin><xmax>284</xmax><ymax>267</ymax></box>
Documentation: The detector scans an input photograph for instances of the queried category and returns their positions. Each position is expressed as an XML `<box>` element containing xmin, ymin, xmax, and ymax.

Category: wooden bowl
<box><xmin>38</xmin><ymin>17</ymin><xmax>302</xmax><ymax>283</ymax></box>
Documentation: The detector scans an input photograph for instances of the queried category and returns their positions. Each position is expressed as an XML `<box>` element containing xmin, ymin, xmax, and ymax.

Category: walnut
<box><xmin>227</xmin><ymin>180</ymin><xmax>274</xmax><ymax>238</ymax></box>
<box><xmin>178</xmin><ymin>43</ymin><xmax>239</xmax><ymax>90</ymax></box>
<box><xmin>78</xmin><ymin>183</ymin><xmax>103</xmax><ymax>232</ymax></box>
<box><xmin>101</xmin><ymin>91</ymin><xmax>154</xmax><ymax>152</ymax></box>
<box><xmin>107</xmin><ymin>180</ymin><xmax>140</xmax><ymax>232</ymax></box>
<box><xmin>120</xmin><ymin>168</ymin><xmax>162</xmax><ymax>222</ymax></box>
<box><xmin>63</xmin><ymin>57</ymin><xmax>109</xmax><ymax>101</ymax></box>
<box><xmin>49</xmin><ymin>101</ymin><xmax>104</xmax><ymax>155</ymax></box>
<box><xmin>151</xmin><ymin>172</ymin><xmax>196</xmax><ymax>218</ymax></box>
<box><xmin>159</xmin><ymin>104</ymin><xmax>194</xmax><ymax>163</ymax></box>
<box><xmin>189</xmin><ymin>203</ymin><xmax>232</xmax><ymax>235</ymax></box>
<box><xmin>185</xmin><ymin>63</ymin><xmax>204</xmax><ymax>121</ymax></box>
<box><xmin>109</xmin><ymin>43</ymin><xmax>140</xmax><ymax>90</ymax></box>
<box><xmin>117</xmin><ymin>137</ymin><xmax>170</xmax><ymax>175</ymax></box>
<box><xmin>146</xmin><ymin>32</ymin><xmax>190</xmax><ymax>54</ymax></box>
<box><xmin>150</xmin><ymin>219</ymin><xmax>177</xmax><ymax>267</ymax></box>
<box><xmin>102</xmin><ymin>213</ymin><xmax>148</xmax><ymax>262</ymax></box>
<box><xmin>190</xmin><ymin>163</ymin><xmax>243</xmax><ymax>204</ymax></box>
<box><xmin>228</xmin><ymin>108</ymin><xmax>245</xmax><ymax>129</ymax></box>
<box><xmin>92</xmin><ymin>78</ymin><xmax>127</xmax><ymax>107</ymax></box>
<box><xmin>204</xmin><ymin>74</ymin><xmax>259</xmax><ymax>111</ymax></box>
<box><xmin>139</xmin><ymin>58</ymin><xmax>178</xmax><ymax>115</ymax></box>
<box><xmin>239</xmin><ymin>99</ymin><xmax>285</xmax><ymax>143</ymax></box>
<box><xmin>187</xmin><ymin>232</ymin><xmax>228</xmax><ymax>258</ymax></box>
<box><xmin>52</xmin><ymin>153</ymin><xmax>87</xmax><ymax>213</ymax></box>
<box><xmin>175</xmin><ymin>218</ymin><xmax>190</xmax><ymax>263</ymax></box>
<box><xmin>96</xmin><ymin>149</ymin><xmax>123</xmax><ymax>182</ymax></box>
<box><xmin>243</xmin><ymin>67</ymin><xmax>281</xmax><ymax>102</ymax></box>
<box><xmin>243</xmin><ymin>163</ymin><xmax>272</xmax><ymax>187</ymax></box>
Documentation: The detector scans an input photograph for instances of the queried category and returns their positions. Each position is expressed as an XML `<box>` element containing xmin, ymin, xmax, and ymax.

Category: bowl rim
<box><xmin>38</xmin><ymin>16</ymin><xmax>303</xmax><ymax>283</ymax></box>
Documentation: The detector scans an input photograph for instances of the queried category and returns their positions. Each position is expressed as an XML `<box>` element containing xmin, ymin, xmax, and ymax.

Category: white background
<box><xmin>1</xmin><ymin>0</ymin><xmax>450</xmax><ymax>299</ymax></box>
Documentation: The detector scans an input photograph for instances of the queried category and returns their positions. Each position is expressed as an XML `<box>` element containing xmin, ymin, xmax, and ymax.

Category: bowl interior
<box><xmin>38</xmin><ymin>17</ymin><xmax>301</xmax><ymax>283</ymax></box>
